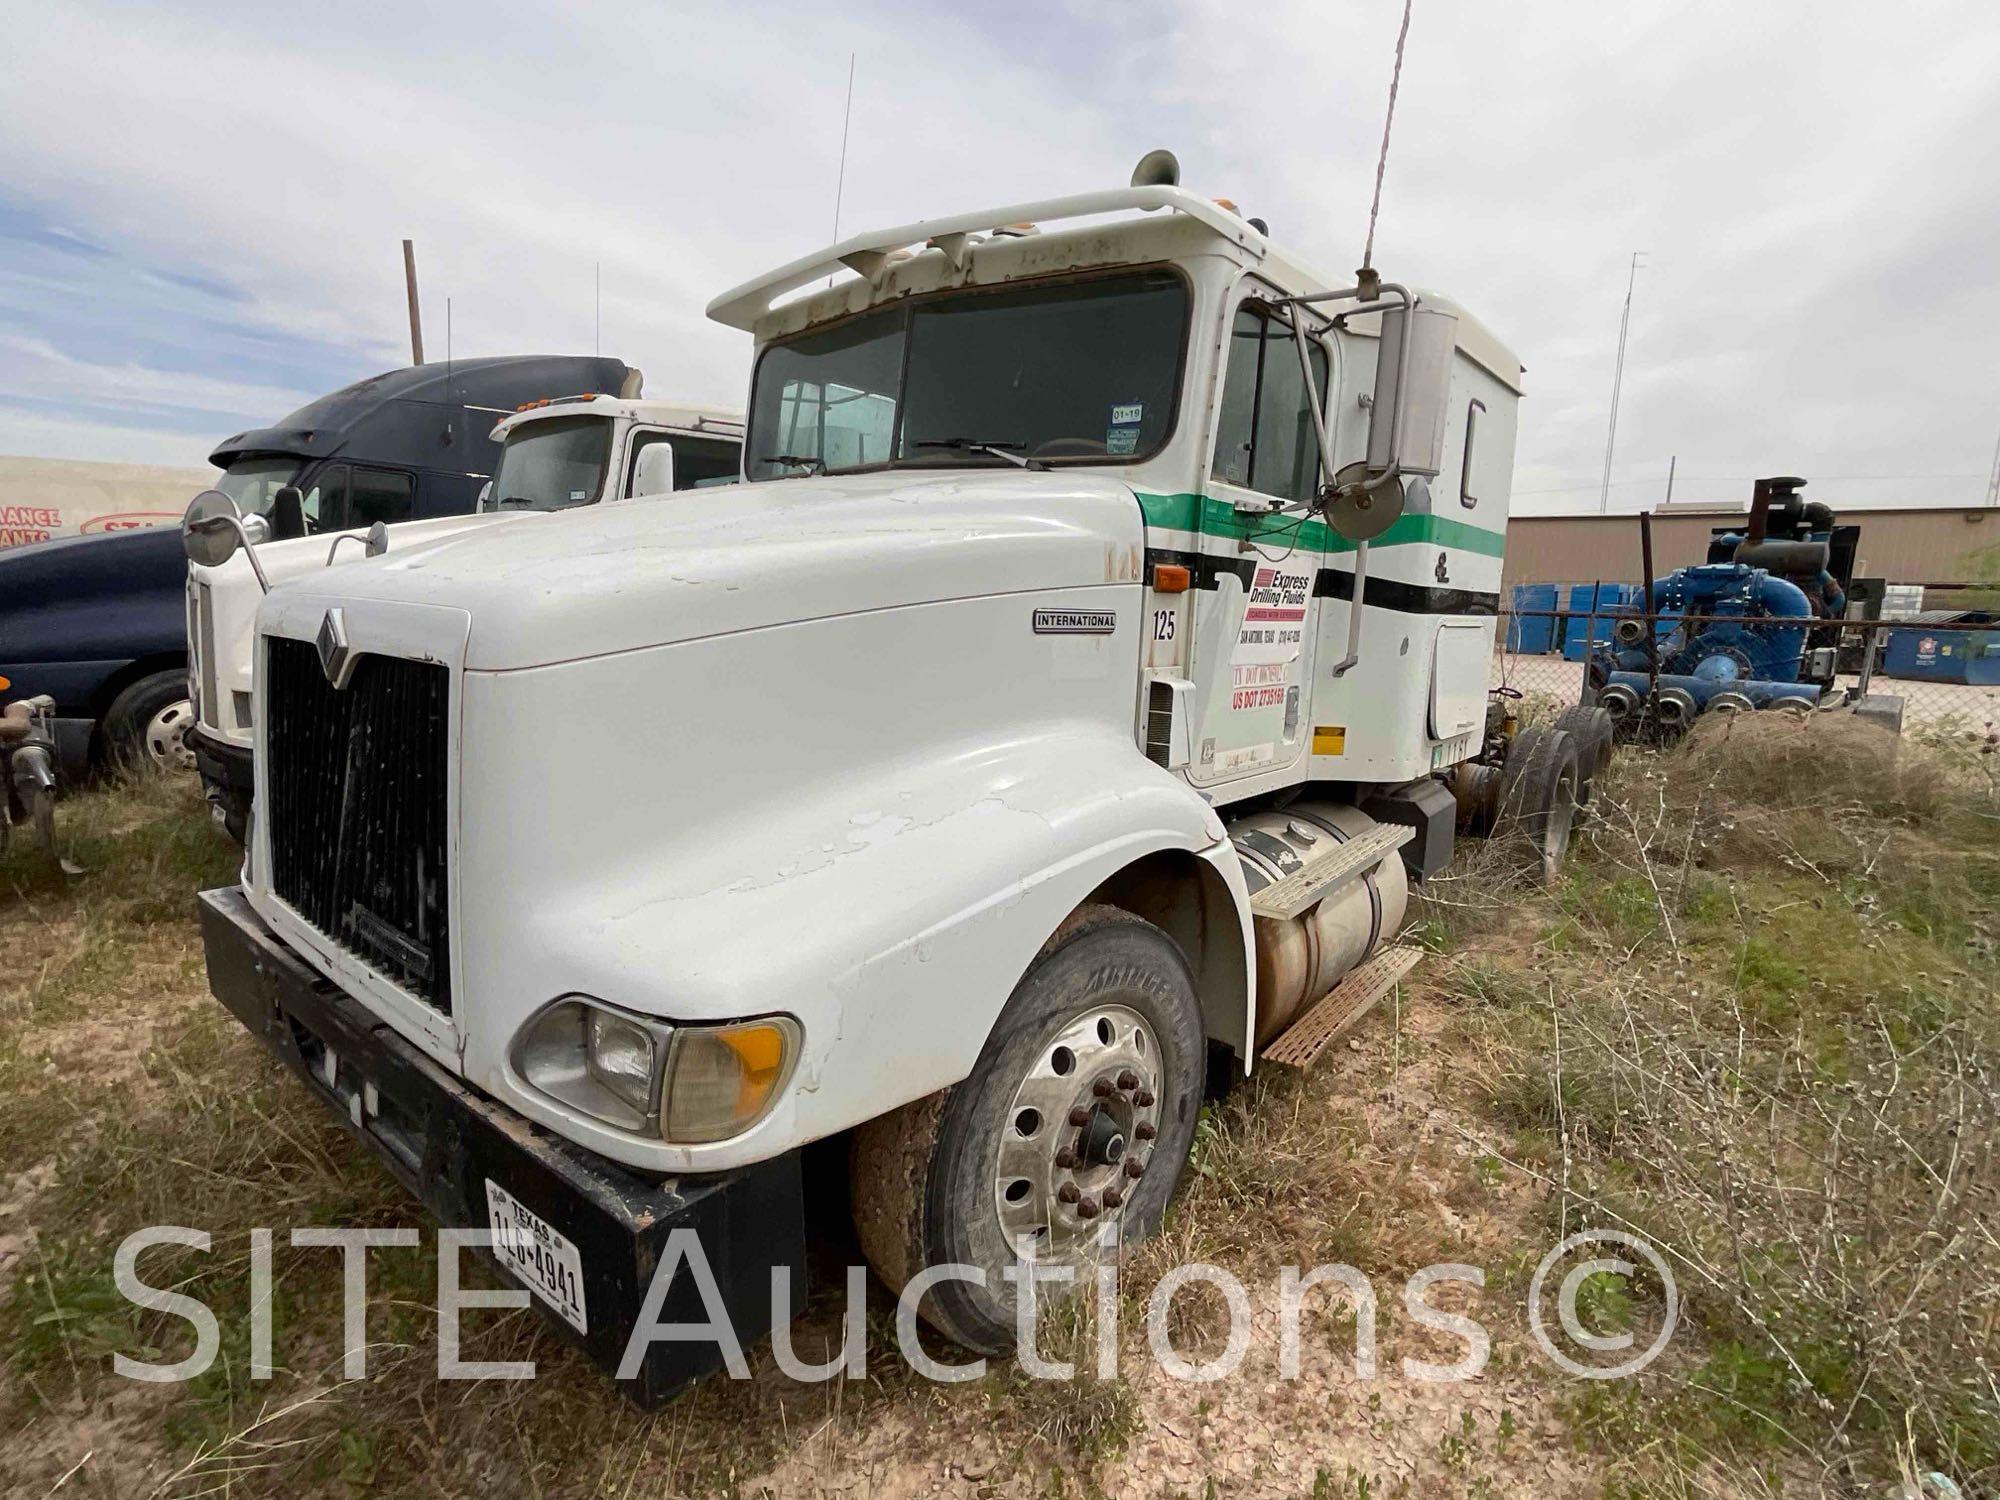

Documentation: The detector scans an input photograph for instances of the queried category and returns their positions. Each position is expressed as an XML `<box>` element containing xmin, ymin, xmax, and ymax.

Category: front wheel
<box><xmin>102</xmin><ymin>669</ymin><xmax>196</xmax><ymax>773</ymax></box>
<box><xmin>850</xmin><ymin>905</ymin><xmax>1205</xmax><ymax>1353</ymax></box>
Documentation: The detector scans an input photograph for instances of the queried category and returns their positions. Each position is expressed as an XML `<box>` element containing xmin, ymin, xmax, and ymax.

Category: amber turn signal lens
<box><xmin>1151</xmin><ymin>563</ymin><xmax>1191</xmax><ymax>593</ymax></box>
<box><xmin>662</xmin><ymin>1017</ymin><xmax>801</xmax><ymax>1144</ymax></box>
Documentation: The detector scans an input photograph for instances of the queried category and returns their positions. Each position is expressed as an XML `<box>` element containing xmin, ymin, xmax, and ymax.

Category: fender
<box><xmin>469</xmin><ymin>722</ymin><xmax>1254</xmax><ymax>1175</ymax></box>
<box><xmin>442</xmin><ymin>589</ymin><xmax>1257</xmax><ymax>1176</ymax></box>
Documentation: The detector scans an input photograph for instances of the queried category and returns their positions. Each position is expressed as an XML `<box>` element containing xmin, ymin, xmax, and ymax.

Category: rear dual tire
<box><xmin>1553</xmin><ymin>705</ymin><xmax>1615</xmax><ymax>806</ymax></box>
<box><xmin>1498</xmin><ymin>726</ymin><xmax>1581</xmax><ymax>878</ymax></box>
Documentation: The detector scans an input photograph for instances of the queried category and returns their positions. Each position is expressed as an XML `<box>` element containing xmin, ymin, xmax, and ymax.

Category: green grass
<box><xmin>1430</xmin><ymin>718</ymin><xmax>2000</xmax><ymax>1496</ymax></box>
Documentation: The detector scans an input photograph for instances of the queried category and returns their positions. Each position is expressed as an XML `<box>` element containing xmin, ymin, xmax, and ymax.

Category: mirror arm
<box><xmin>327</xmin><ymin>533</ymin><xmax>368</xmax><ymax>565</ymax></box>
<box><xmin>193</xmin><ymin>516</ymin><xmax>272</xmax><ymax>593</ymax></box>
<box><xmin>1277</xmin><ymin>282</ymin><xmax>1416</xmax><ymax>504</ymax></box>
<box><xmin>1327</xmin><ymin>541</ymin><xmax>1368</xmax><ymax>679</ymax></box>
<box><xmin>1276</xmin><ymin>280</ymin><xmax>1413</xmax><ymax>687</ymax></box>
<box><xmin>1286</xmin><ymin>301</ymin><xmax>1341</xmax><ymax>511</ymax></box>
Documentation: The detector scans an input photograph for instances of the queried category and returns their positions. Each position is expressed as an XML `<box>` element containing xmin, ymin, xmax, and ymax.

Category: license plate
<box><xmin>485</xmin><ymin>1179</ymin><xmax>588</xmax><ymax>1334</ymax></box>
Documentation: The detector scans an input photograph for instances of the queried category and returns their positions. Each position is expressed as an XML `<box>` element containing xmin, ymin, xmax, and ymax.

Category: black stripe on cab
<box><xmin>1314</xmin><ymin>569</ymin><xmax>1499</xmax><ymax>616</ymax></box>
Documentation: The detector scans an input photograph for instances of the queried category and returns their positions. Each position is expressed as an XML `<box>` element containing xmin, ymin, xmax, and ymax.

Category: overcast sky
<box><xmin>4</xmin><ymin>0</ymin><xmax>1997</xmax><ymax>514</ymax></box>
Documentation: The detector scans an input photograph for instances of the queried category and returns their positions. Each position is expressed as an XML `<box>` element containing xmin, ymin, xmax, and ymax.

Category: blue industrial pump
<box><xmin>1592</xmin><ymin>477</ymin><xmax>1857</xmax><ymax>734</ymax></box>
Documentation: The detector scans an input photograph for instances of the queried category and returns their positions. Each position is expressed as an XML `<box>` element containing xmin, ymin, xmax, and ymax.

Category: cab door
<box><xmin>1182</xmin><ymin>293</ymin><xmax>1334</xmax><ymax>788</ymax></box>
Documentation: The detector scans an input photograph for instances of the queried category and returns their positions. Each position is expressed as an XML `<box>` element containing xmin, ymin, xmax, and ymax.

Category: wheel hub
<box><xmin>1079</xmin><ymin>1107</ymin><xmax>1126</xmax><ymax>1167</ymax></box>
<box><xmin>993</xmin><ymin>1004</ymin><xmax>1161</xmax><ymax>1261</ymax></box>
<box><xmin>145</xmin><ymin>699</ymin><xmax>197</xmax><ymax>773</ymax></box>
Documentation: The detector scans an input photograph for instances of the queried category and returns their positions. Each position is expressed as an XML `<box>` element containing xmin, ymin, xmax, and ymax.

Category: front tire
<box><xmin>850</xmin><ymin>904</ymin><xmax>1205</xmax><ymax>1353</ymax></box>
<box><xmin>102</xmin><ymin>669</ymin><xmax>195</xmax><ymax>773</ymax></box>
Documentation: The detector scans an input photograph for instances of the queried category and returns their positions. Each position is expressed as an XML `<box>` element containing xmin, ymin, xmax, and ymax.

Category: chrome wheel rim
<box><xmin>144</xmin><ymin>699</ymin><xmax>197</xmax><ymax>772</ymax></box>
<box><xmin>994</xmin><ymin>1003</ymin><xmax>1162</xmax><ymax>1263</ymax></box>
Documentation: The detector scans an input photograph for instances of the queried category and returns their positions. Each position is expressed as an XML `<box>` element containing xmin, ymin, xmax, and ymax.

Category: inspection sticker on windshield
<box><xmin>1107</xmin><ymin>401</ymin><xmax>1144</xmax><ymax>455</ymax></box>
<box><xmin>485</xmin><ymin>1179</ymin><xmax>588</xmax><ymax>1334</ymax></box>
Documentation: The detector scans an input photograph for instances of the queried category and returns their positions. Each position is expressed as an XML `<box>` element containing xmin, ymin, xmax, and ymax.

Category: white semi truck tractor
<box><xmin>196</xmin><ymin>156</ymin><xmax>1583</xmax><ymax>1404</ymax></box>
<box><xmin>184</xmin><ymin>398</ymin><xmax>743</xmax><ymax>841</ymax></box>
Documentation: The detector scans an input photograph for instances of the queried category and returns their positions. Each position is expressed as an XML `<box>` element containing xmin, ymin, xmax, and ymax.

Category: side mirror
<box><xmin>1325</xmin><ymin>462</ymin><xmax>1406</xmax><ymax>542</ymax></box>
<box><xmin>182</xmin><ymin>490</ymin><xmax>273</xmax><ymax>592</ymax></box>
<box><xmin>365</xmin><ymin>521</ymin><xmax>391</xmax><ymax>558</ymax></box>
<box><xmin>182</xmin><ymin>490</ymin><xmax>245</xmax><ymax>567</ymax></box>
<box><xmin>270</xmin><ymin>485</ymin><xmax>307</xmax><ymax>541</ymax></box>
<box><xmin>631</xmin><ymin>443</ymin><xmax>675</xmax><ymax>497</ymax></box>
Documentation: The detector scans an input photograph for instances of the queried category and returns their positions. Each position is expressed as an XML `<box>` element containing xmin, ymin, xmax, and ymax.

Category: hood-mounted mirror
<box><xmin>181</xmin><ymin>490</ymin><xmax>272</xmax><ymax>592</ymax></box>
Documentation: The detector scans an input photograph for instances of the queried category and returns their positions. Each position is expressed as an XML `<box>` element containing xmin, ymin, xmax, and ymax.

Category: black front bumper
<box><xmin>198</xmin><ymin>885</ymin><xmax>805</xmax><ymax>1406</ymax></box>
<box><xmin>190</xmin><ymin>727</ymin><xmax>252</xmax><ymax>842</ymax></box>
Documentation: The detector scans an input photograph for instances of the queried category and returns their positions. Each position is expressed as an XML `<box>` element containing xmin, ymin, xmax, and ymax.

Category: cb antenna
<box><xmin>827</xmin><ymin>53</ymin><xmax>856</xmax><ymax>288</ymax></box>
<box><xmin>1357</xmin><ymin>0</ymin><xmax>1413</xmax><ymax>297</ymax></box>
<box><xmin>1598</xmin><ymin>251</ymin><xmax>1646</xmax><ymax>513</ymax></box>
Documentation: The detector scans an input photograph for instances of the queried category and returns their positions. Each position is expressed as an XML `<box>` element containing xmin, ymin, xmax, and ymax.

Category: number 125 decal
<box><xmin>1152</xmin><ymin>609</ymin><xmax>1176</xmax><ymax>642</ymax></box>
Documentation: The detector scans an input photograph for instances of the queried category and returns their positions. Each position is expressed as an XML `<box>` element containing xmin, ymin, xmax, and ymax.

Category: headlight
<box><xmin>511</xmin><ymin>998</ymin><xmax>799</xmax><ymax>1143</ymax></box>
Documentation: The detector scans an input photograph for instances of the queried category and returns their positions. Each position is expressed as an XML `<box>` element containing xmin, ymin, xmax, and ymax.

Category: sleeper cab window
<box><xmin>1212</xmin><ymin>299</ymin><xmax>1328</xmax><ymax>505</ymax></box>
<box><xmin>349</xmin><ymin>466</ymin><xmax>416</xmax><ymax>526</ymax></box>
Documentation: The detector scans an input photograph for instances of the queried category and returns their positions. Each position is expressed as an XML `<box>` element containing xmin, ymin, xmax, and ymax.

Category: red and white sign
<box><xmin>1229</xmin><ymin>565</ymin><xmax>1311</xmax><ymax>710</ymax></box>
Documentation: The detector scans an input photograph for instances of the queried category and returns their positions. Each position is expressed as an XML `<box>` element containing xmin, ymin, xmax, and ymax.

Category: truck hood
<box><xmin>0</xmin><ymin>523</ymin><xmax>185</xmax><ymax>617</ymax></box>
<box><xmin>270</xmin><ymin>470</ymin><xmax>1148</xmax><ymax>670</ymax></box>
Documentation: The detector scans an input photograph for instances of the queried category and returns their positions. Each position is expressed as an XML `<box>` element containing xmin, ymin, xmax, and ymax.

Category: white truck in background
<box><xmin>186</xmin><ymin>397</ymin><xmax>743</xmax><ymax>840</ymax></box>
<box><xmin>195</xmin><ymin>154</ymin><xmax>1590</xmax><ymax>1404</ymax></box>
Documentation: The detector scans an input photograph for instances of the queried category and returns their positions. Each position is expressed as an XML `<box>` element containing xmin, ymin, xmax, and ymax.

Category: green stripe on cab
<box><xmin>1135</xmin><ymin>491</ymin><xmax>1504</xmax><ymax>558</ymax></box>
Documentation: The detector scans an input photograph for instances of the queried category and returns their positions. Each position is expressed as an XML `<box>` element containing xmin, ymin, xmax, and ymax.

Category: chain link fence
<box><xmin>1490</xmin><ymin>605</ymin><xmax>2000</xmax><ymax>748</ymax></box>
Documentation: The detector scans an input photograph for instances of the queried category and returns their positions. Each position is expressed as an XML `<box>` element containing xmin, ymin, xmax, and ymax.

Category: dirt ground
<box><xmin>3</xmin><ymin>723</ymin><xmax>1994</xmax><ymax>1498</ymax></box>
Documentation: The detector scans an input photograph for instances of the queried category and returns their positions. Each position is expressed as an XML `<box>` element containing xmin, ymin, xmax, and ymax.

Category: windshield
<box><xmin>215</xmin><ymin>457</ymin><xmax>302</xmax><ymax>516</ymax></box>
<box><xmin>746</xmin><ymin>269</ymin><xmax>1187</xmax><ymax>481</ymax></box>
<box><xmin>486</xmin><ymin>415</ymin><xmax>612</xmax><ymax>511</ymax></box>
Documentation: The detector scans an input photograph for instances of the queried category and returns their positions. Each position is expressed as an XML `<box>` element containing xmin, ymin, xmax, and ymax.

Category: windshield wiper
<box><xmin>909</xmin><ymin>438</ymin><xmax>1048</xmax><ymax>471</ymax></box>
<box><xmin>761</xmin><ymin>453</ymin><xmax>827</xmax><ymax>475</ymax></box>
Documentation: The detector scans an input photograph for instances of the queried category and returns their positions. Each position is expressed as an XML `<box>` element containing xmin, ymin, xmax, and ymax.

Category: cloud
<box><xmin>2</xmin><ymin>0</ymin><xmax>1996</xmax><ymax>517</ymax></box>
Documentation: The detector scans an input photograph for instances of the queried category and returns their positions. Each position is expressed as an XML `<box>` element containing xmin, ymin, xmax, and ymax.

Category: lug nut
<box><xmin>1102</xmin><ymin>1186</ymin><xmax>1123</xmax><ymax>1209</ymax></box>
<box><xmin>1124</xmin><ymin>1157</ymin><xmax>1146</xmax><ymax>1179</ymax></box>
<box><xmin>1134</xmin><ymin>1122</ymin><xmax>1157</xmax><ymax>1141</ymax></box>
<box><xmin>1117</xmin><ymin>1069</ymin><xmax>1139</xmax><ymax>1090</ymax></box>
<box><xmin>1054</xmin><ymin>1147</ymin><xmax>1078</xmax><ymax>1169</ymax></box>
<box><xmin>1076</xmin><ymin>1196</ymin><xmax>1101</xmax><ymax>1219</ymax></box>
<box><xmin>1058</xmin><ymin>1182</ymin><xmax>1081</xmax><ymax>1203</ymax></box>
<box><xmin>1092</xmin><ymin>1078</ymin><xmax>1114</xmax><ymax>1098</ymax></box>
<box><xmin>1134</xmin><ymin>1089</ymin><xmax>1156</xmax><ymax>1108</ymax></box>
<box><xmin>1068</xmin><ymin>1105</ymin><xmax>1092</xmax><ymax>1127</ymax></box>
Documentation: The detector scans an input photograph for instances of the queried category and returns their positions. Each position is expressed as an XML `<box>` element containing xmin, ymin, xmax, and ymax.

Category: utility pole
<box><xmin>1985</xmin><ymin>420</ymin><xmax>2000</xmax><ymax>507</ymax></box>
<box><xmin>1598</xmin><ymin>251</ymin><xmax>1644</xmax><ymax>513</ymax></box>
<box><xmin>402</xmin><ymin>240</ymin><xmax>424</xmax><ymax>365</ymax></box>
<box><xmin>1665</xmin><ymin>453</ymin><xmax>1677</xmax><ymax>506</ymax></box>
